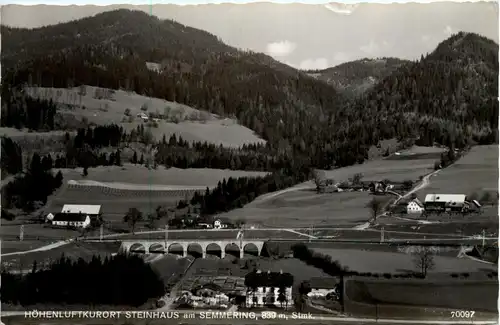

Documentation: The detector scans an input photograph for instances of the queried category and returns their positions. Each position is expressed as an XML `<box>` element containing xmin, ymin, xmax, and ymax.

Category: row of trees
<box><xmin>1</xmin><ymin>254</ymin><xmax>165</xmax><ymax>307</ymax></box>
<box><xmin>2</xmin><ymin>152</ymin><xmax>63</xmax><ymax>212</ymax></box>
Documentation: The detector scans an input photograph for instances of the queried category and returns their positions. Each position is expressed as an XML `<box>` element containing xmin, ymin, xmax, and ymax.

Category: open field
<box><xmin>149</xmin><ymin>255</ymin><xmax>194</xmax><ymax>289</ymax></box>
<box><xmin>345</xmin><ymin>278</ymin><xmax>498</xmax><ymax>319</ymax></box>
<box><xmin>312</xmin><ymin>247</ymin><xmax>496</xmax><ymax>274</ymax></box>
<box><xmin>57</xmin><ymin>165</ymin><xmax>268</xmax><ymax>186</ymax></box>
<box><xmin>321</xmin><ymin>146</ymin><xmax>439</xmax><ymax>182</ymax></box>
<box><xmin>415</xmin><ymin>145</ymin><xmax>498</xmax><ymax>200</ymax></box>
<box><xmin>26</xmin><ymin>86</ymin><xmax>265</xmax><ymax>147</ymax></box>
<box><xmin>22</xmin><ymin>165</ymin><xmax>269</xmax><ymax>218</ymax></box>
<box><xmin>373</xmin><ymin>219</ymin><xmax>499</xmax><ymax>237</ymax></box>
<box><xmin>218</xmin><ymin>190</ymin><xmax>392</xmax><ymax>227</ymax></box>
<box><xmin>216</xmin><ymin>146</ymin><xmax>442</xmax><ymax>227</ymax></box>
<box><xmin>384</xmin><ymin>145</ymin><xmax>446</xmax><ymax>161</ymax></box>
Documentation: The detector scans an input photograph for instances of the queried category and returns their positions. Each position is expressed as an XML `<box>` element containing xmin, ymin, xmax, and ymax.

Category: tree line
<box><xmin>1</xmin><ymin>253</ymin><xmax>165</xmax><ymax>307</ymax></box>
<box><xmin>2</xmin><ymin>152</ymin><xmax>63</xmax><ymax>212</ymax></box>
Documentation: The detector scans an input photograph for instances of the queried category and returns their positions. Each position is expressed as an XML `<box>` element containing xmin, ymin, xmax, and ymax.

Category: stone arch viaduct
<box><xmin>120</xmin><ymin>240</ymin><xmax>266</xmax><ymax>258</ymax></box>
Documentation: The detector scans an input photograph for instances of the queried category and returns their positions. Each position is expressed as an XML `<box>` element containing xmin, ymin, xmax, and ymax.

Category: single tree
<box><xmin>367</xmin><ymin>197</ymin><xmax>384</xmax><ymax>221</ymax></box>
<box><xmin>123</xmin><ymin>208</ymin><xmax>143</xmax><ymax>233</ymax></box>
<box><xmin>296</xmin><ymin>281</ymin><xmax>312</xmax><ymax>311</ymax></box>
<box><xmin>412</xmin><ymin>246</ymin><xmax>435</xmax><ymax>277</ymax></box>
<box><xmin>312</xmin><ymin>169</ymin><xmax>326</xmax><ymax>192</ymax></box>
<box><xmin>147</xmin><ymin>214</ymin><xmax>156</xmax><ymax>229</ymax></box>
<box><xmin>277</xmin><ymin>284</ymin><xmax>288</xmax><ymax>309</ymax></box>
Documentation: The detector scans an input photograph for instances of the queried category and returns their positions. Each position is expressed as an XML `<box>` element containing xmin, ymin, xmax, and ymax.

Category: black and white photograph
<box><xmin>0</xmin><ymin>1</ymin><xmax>498</xmax><ymax>324</ymax></box>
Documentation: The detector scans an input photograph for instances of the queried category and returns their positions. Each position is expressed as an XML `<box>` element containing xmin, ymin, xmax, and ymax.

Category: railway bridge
<box><xmin>120</xmin><ymin>239</ymin><xmax>266</xmax><ymax>258</ymax></box>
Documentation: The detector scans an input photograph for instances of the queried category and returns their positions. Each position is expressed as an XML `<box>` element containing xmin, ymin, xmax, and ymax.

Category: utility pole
<box><xmin>380</xmin><ymin>227</ymin><xmax>385</xmax><ymax>243</ymax></box>
<box><xmin>482</xmin><ymin>229</ymin><xmax>486</xmax><ymax>248</ymax></box>
<box><xmin>99</xmin><ymin>224</ymin><xmax>103</xmax><ymax>242</ymax></box>
<box><xmin>164</xmin><ymin>223</ymin><xmax>169</xmax><ymax>254</ymax></box>
<box><xmin>19</xmin><ymin>225</ymin><xmax>24</xmax><ymax>241</ymax></box>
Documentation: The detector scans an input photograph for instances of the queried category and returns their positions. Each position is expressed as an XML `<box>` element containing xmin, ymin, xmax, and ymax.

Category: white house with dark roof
<box><xmin>47</xmin><ymin>205</ymin><xmax>101</xmax><ymax>228</ymax></box>
<box><xmin>406</xmin><ymin>198</ymin><xmax>424</xmax><ymax>214</ymax></box>
<box><xmin>50</xmin><ymin>213</ymin><xmax>91</xmax><ymax>228</ymax></box>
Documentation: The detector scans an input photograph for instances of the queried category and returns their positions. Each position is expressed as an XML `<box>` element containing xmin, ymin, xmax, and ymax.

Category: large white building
<box><xmin>245</xmin><ymin>271</ymin><xmax>293</xmax><ymax>308</ymax></box>
<box><xmin>424</xmin><ymin>194</ymin><xmax>467</xmax><ymax>212</ymax></box>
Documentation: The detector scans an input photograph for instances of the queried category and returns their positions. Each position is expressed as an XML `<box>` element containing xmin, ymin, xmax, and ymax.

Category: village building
<box><xmin>46</xmin><ymin>204</ymin><xmax>101</xmax><ymax>228</ymax></box>
<box><xmin>48</xmin><ymin>212</ymin><xmax>91</xmax><ymax>228</ymax></box>
<box><xmin>245</xmin><ymin>270</ymin><xmax>293</xmax><ymax>308</ymax></box>
<box><xmin>406</xmin><ymin>198</ymin><xmax>425</xmax><ymax>214</ymax></box>
<box><xmin>424</xmin><ymin>194</ymin><xmax>467</xmax><ymax>212</ymax></box>
<box><xmin>307</xmin><ymin>277</ymin><xmax>339</xmax><ymax>298</ymax></box>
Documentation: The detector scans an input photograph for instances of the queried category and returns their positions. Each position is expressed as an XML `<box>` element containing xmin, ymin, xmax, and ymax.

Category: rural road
<box><xmin>1</xmin><ymin>310</ymin><xmax>497</xmax><ymax>325</ymax></box>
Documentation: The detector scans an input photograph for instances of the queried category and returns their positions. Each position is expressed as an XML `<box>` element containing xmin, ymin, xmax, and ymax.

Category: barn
<box><xmin>424</xmin><ymin>194</ymin><xmax>467</xmax><ymax>212</ymax></box>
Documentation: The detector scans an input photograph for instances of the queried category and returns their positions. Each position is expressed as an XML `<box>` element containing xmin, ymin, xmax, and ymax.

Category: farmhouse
<box><xmin>307</xmin><ymin>277</ymin><xmax>339</xmax><ymax>298</ymax></box>
<box><xmin>245</xmin><ymin>270</ymin><xmax>293</xmax><ymax>308</ymax></box>
<box><xmin>48</xmin><ymin>212</ymin><xmax>91</xmax><ymax>228</ymax></box>
<box><xmin>424</xmin><ymin>194</ymin><xmax>467</xmax><ymax>212</ymax></box>
<box><xmin>46</xmin><ymin>204</ymin><xmax>101</xmax><ymax>228</ymax></box>
<box><xmin>406</xmin><ymin>198</ymin><xmax>424</xmax><ymax>214</ymax></box>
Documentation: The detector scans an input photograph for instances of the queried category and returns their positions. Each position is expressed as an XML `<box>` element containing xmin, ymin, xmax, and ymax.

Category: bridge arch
<box><xmin>129</xmin><ymin>243</ymin><xmax>146</xmax><ymax>254</ymax></box>
<box><xmin>225</xmin><ymin>243</ymin><xmax>241</xmax><ymax>259</ymax></box>
<box><xmin>168</xmin><ymin>243</ymin><xmax>185</xmax><ymax>257</ymax></box>
<box><xmin>149</xmin><ymin>243</ymin><xmax>165</xmax><ymax>254</ymax></box>
<box><xmin>206</xmin><ymin>243</ymin><xmax>223</xmax><ymax>258</ymax></box>
<box><xmin>187</xmin><ymin>243</ymin><xmax>203</xmax><ymax>258</ymax></box>
<box><xmin>243</xmin><ymin>243</ymin><xmax>260</xmax><ymax>257</ymax></box>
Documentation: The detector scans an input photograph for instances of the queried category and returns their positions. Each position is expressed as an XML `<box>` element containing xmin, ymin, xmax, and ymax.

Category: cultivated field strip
<box><xmin>66</xmin><ymin>183</ymin><xmax>203</xmax><ymax>197</ymax></box>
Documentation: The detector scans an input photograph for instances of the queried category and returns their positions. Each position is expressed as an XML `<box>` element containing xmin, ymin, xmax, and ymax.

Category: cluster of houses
<box><xmin>395</xmin><ymin>194</ymin><xmax>482</xmax><ymax>215</ymax></box>
<box><xmin>174</xmin><ymin>270</ymin><xmax>339</xmax><ymax>311</ymax></box>
<box><xmin>317</xmin><ymin>179</ymin><xmax>395</xmax><ymax>194</ymax></box>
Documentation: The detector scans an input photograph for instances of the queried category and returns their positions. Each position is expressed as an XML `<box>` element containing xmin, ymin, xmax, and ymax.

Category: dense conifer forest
<box><xmin>1</xmin><ymin>254</ymin><xmax>165</xmax><ymax>306</ymax></box>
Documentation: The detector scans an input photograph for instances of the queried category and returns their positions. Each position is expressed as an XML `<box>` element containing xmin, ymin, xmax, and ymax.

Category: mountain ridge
<box><xmin>1</xmin><ymin>10</ymin><xmax>498</xmax><ymax>170</ymax></box>
<box><xmin>305</xmin><ymin>57</ymin><xmax>411</xmax><ymax>95</ymax></box>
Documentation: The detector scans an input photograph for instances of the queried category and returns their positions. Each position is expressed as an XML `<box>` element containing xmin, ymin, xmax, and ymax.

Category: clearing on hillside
<box><xmin>416</xmin><ymin>145</ymin><xmax>498</xmax><ymax>200</ymax></box>
<box><xmin>56</xmin><ymin>165</ymin><xmax>268</xmax><ymax>186</ymax></box>
<box><xmin>25</xmin><ymin>86</ymin><xmax>266</xmax><ymax>147</ymax></box>
<box><xmin>43</xmin><ymin>166</ymin><xmax>268</xmax><ymax>216</ymax></box>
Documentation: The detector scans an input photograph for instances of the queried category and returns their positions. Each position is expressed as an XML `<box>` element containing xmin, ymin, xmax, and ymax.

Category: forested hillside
<box><xmin>306</xmin><ymin>57</ymin><xmax>410</xmax><ymax>96</ymax></box>
<box><xmin>340</xmin><ymin>31</ymin><xmax>498</xmax><ymax>148</ymax></box>
<box><xmin>2</xmin><ymin>10</ymin><xmax>498</xmax><ymax>171</ymax></box>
